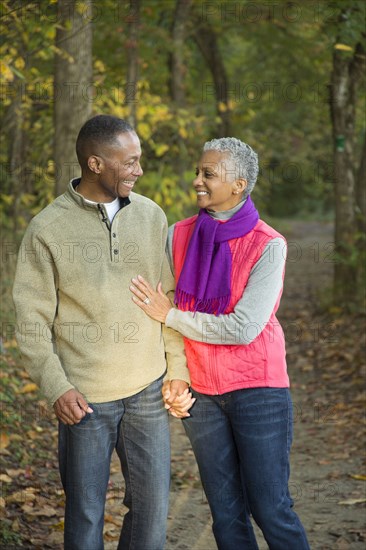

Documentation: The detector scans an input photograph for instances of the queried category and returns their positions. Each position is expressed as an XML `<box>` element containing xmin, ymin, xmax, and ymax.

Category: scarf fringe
<box><xmin>175</xmin><ymin>289</ymin><xmax>231</xmax><ymax>316</ymax></box>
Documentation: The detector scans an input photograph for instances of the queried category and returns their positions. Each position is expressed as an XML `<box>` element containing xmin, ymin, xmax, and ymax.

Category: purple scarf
<box><xmin>175</xmin><ymin>197</ymin><xmax>259</xmax><ymax>316</ymax></box>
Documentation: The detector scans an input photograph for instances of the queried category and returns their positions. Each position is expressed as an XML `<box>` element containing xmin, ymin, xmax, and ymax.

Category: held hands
<box><xmin>53</xmin><ymin>389</ymin><xmax>93</xmax><ymax>425</ymax></box>
<box><xmin>130</xmin><ymin>278</ymin><xmax>195</xmax><ymax>417</ymax></box>
<box><xmin>162</xmin><ymin>380</ymin><xmax>196</xmax><ymax>418</ymax></box>
<box><xmin>130</xmin><ymin>275</ymin><xmax>172</xmax><ymax>323</ymax></box>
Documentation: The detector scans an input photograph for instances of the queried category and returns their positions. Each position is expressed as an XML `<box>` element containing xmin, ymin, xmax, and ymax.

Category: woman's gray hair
<box><xmin>203</xmin><ymin>137</ymin><xmax>259</xmax><ymax>198</ymax></box>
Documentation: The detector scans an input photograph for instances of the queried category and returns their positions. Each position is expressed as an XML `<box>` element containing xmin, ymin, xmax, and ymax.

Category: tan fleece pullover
<box><xmin>12</xmin><ymin>180</ymin><xmax>189</xmax><ymax>405</ymax></box>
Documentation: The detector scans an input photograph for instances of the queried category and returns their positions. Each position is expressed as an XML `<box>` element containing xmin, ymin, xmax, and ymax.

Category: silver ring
<box><xmin>143</xmin><ymin>298</ymin><xmax>150</xmax><ymax>305</ymax></box>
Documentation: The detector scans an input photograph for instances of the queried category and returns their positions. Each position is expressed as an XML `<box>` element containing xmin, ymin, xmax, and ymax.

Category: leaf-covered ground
<box><xmin>1</xmin><ymin>220</ymin><xmax>365</xmax><ymax>549</ymax></box>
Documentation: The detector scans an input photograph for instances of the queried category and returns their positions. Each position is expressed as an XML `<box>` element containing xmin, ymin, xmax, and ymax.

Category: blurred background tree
<box><xmin>1</xmin><ymin>0</ymin><xmax>365</xmax><ymax>313</ymax></box>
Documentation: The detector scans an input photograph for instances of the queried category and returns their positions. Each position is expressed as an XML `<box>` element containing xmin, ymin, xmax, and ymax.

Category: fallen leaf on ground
<box><xmin>104</xmin><ymin>513</ymin><xmax>122</xmax><ymax>527</ymax></box>
<box><xmin>51</xmin><ymin>519</ymin><xmax>65</xmax><ymax>531</ymax></box>
<box><xmin>338</xmin><ymin>498</ymin><xmax>366</xmax><ymax>505</ymax></box>
<box><xmin>0</xmin><ymin>473</ymin><xmax>12</xmax><ymax>483</ymax></box>
<box><xmin>0</xmin><ymin>432</ymin><xmax>10</xmax><ymax>449</ymax></box>
<box><xmin>22</xmin><ymin>504</ymin><xmax>58</xmax><ymax>517</ymax></box>
<box><xmin>5</xmin><ymin>468</ymin><xmax>25</xmax><ymax>477</ymax></box>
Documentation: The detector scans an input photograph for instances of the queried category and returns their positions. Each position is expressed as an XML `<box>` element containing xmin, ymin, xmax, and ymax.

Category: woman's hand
<box><xmin>162</xmin><ymin>380</ymin><xmax>196</xmax><ymax>418</ymax></box>
<box><xmin>130</xmin><ymin>275</ymin><xmax>172</xmax><ymax>323</ymax></box>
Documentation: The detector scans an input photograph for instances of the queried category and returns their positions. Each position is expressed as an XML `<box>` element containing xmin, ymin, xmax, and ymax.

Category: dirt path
<box><xmin>162</xmin><ymin>220</ymin><xmax>365</xmax><ymax>549</ymax></box>
<box><xmin>102</xmin><ymin>220</ymin><xmax>365</xmax><ymax>549</ymax></box>
<box><xmin>3</xmin><ymin>221</ymin><xmax>364</xmax><ymax>549</ymax></box>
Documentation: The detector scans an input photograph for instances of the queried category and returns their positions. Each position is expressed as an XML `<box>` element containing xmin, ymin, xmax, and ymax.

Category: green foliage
<box><xmin>0</xmin><ymin>0</ymin><xmax>365</xmax><ymax>225</ymax></box>
<box><xmin>0</xmin><ymin>521</ymin><xmax>23</xmax><ymax>548</ymax></box>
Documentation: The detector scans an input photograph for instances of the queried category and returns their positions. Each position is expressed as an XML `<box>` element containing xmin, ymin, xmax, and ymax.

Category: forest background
<box><xmin>1</xmin><ymin>0</ymin><xmax>365</xmax><ymax>317</ymax></box>
<box><xmin>0</xmin><ymin>1</ymin><xmax>365</xmax><ymax>546</ymax></box>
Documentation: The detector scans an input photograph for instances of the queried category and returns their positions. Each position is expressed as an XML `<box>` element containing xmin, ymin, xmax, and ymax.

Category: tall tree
<box><xmin>169</xmin><ymin>0</ymin><xmax>192</xmax><ymax>105</ymax></box>
<box><xmin>193</xmin><ymin>20</ymin><xmax>231</xmax><ymax>136</ymax></box>
<box><xmin>5</xmin><ymin>76</ymin><xmax>27</xmax><ymax>229</ymax></box>
<box><xmin>54</xmin><ymin>0</ymin><xmax>93</xmax><ymax>195</ymax></box>
<box><xmin>168</xmin><ymin>0</ymin><xmax>192</xmax><ymax>189</ymax></box>
<box><xmin>329</xmin><ymin>5</ymin><xmax>365</xmax><ymax>306</ymax></box>
<box><xmin>125</xmin><ymin>0</ymin><xmax>141</xmax><ymax>127</ymax></box>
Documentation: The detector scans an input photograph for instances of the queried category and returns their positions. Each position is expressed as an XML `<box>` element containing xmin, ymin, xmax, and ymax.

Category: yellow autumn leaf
<box><xmin>0</xmin><ymin>61</ymin><xmax>14</xmax><ymax>82</ymax></box>
<box><xmin>45</xmin><ymin>27</ymin><xmax>56</xmax><ymax>40</ymax></box>
<box><xmin>0</xmin><ymin>432</ymin><xmax>10</xmax><ymax>450</ymax></box>
<box><xmin>18</xmin><ymin>382</ymin><xmax>39</xmax><ymax>394</ymax></box>
<box><xmin>218</xmin><ymin>101</ymin><xmax>227</xmax><ymax>112</ymax></box>
<box><xmin>136</xmin><ymin>105</ymin><xmax>148</xmax><ymax>118</ymax></box>
<box><xmin>137</xmin><ymin>122</ymin><xmax>151</xmax><ymax>140</ymax></box>
<box><xmin>0</xmin><ymin>194</ymin><xmax>13</xmax><ymax>205</ymax></box>
<box><xmin>52</xmin><ymin>519</ymin><xmax>65</xmax><ymax>531</ymax></box>
<box><xmin>94</xmin><ymin>60</ymin><xmax>105</xmax><ymax>73</ymax></box>
<box><xmin>14</xmin><ymin>57</ymin><xmax>25</xmax><ymax>70</ymax></box>
<box><xmin>178</xmin><ymin>127</ymin><xmax>188</xmax><ymax>139</ymax></box>
<box><xmin>350</xmin><ymin>474</ymin><xmax>366</xmax><ymax>481</ymax></box>
<box><xmin>3</xmin><ymin>338</ymin><xmax>17</xmax><ymax>349</ymax></box>
<box><xmin>334</xmin><ymin>43</ymin><xmax>353</xmax><ymax>52</ymax></box>
<box><xmin>155</xmin><ymin>144</ymin><xmax>169</xmax><ymax>157</ymax></box>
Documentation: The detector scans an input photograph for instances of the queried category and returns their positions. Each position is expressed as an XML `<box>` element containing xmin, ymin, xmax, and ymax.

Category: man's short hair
<box><xmin>76</xmin><ymin>115</ymin><xmax>134</xmax><ymax>168</ymax></box>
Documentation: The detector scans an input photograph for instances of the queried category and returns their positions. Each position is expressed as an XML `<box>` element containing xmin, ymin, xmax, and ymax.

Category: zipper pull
<box><xmin>98</xmin><ymin>204</ymin><xmax>110</xmax><ymax>230</ymax></box>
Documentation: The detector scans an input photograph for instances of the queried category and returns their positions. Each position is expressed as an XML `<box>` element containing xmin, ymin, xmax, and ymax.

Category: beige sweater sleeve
<box><xmin>160</xmin><ymin>253</ymin><xmax>190</xmax><ymax>385</ymax></box>
<box><xmin>12</xmin><ymin>224</ymin><xmax>75</xmax><ymax>405</ymax></box>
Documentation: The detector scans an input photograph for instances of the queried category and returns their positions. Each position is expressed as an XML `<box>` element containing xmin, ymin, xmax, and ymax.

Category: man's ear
<box><xmin>233</xmin><ymin>178</ymin><xmax>247</xmax><ymax>195</ymax></box>
<box><xmin>88</xmin><ymin>155</ymin><xmax>102</xmax><ymax>174</ymax></box>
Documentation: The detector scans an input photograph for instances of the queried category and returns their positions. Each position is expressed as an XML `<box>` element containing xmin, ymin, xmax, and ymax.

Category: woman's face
<box><xmin>193</xmin><ymin>150</ymin><xmax>246</xmax><ymax>212</ymax></box>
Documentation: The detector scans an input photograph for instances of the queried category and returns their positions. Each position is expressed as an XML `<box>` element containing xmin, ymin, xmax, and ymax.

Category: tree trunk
<box><xmin>54</xmin><ymin>0</ymin><xmax>93</xmax><ymax>196</ymax></box>
<box><xmin>7</xmin><ymin>81</ymin><xmax>27</xmax><ymax>230</ymax></box>
<box><xmin>330</xmin><ymin>39</ymin><xmax>365</xmax><ymax>307</ymax></box>
<box><xmin>125</xmin><ymin>0</ymin><xmax>140</xmax><ymax>128</ymax></box>
<box><xmin>194</xmin><ymin>22</ymin><xmax>231</xmax><ymax>136</ymax></box>
<box><xmin>355</xmin><ymin>134</ymin><xmax>366</xmax><ymax>233</ymax></box>
<box><xmin>169</xmin><ymin>0</ymin><xmax>192</xmax><ymax>190</ymax></box>
<box><xmin>169</xmin><ymin>0</ymin><xmax>192</xmax><ymax>104</ymax></box>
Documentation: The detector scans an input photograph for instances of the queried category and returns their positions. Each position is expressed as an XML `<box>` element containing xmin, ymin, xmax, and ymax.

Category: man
<box><xmin>13</xmin><ymin>115</ymin><xmax>192</xmax><ymax>549</ymax></box>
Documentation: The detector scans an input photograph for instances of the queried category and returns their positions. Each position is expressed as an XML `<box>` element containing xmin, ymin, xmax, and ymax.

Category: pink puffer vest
<box><xmin>172</xmin><ymin>216</ymin><xmax>289</xmax><ymax>395</ymax></box>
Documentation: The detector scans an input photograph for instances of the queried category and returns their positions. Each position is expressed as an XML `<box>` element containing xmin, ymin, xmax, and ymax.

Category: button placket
<box><xmin>111</xmin><ymin>221</ymin><xmax>119</xmax><ymax>262</ymax></box>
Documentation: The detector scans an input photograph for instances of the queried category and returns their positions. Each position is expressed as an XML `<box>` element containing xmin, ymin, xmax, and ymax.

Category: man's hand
<box><xmin>162</xmin><ymin>380</ymin><xmax>196</xmax><ymax>418</ymax></box>
<box><xmin>53</xmin><ymin>389</ymin><xmax>93</xmax><ymax>425</ymax></box>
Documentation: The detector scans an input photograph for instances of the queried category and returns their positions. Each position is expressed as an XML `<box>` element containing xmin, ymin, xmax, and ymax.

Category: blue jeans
<box><xmin>58</xmin><ymin>376</ymin><xmax>170</xmax><ymax>550</ymax></box>
<box><xmin>183</xmin><ymin>387</ymin><xmax>310</xmax><ymax>550</ymax></box>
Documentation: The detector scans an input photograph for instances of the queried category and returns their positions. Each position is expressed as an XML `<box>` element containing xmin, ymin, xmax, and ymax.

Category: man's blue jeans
<box><xmin>58</xmin><ymin>376</ymin><xmax>170</xmax><ymax>550</ymax></box>
<box><xmin>183</xmin><ymin>387</ymin><xmax>310</xmax><ymax>550</ymax></box>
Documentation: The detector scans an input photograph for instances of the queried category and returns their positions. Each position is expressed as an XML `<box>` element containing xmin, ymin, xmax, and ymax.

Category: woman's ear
<box><xmin>88</xmin><ymin>155</ymin><xmax>102</xmax><ymax>174</ymax></box>
<box><xmin>233</xmin><ymin>178</ymin><xmax>247</xmax><ymax>195</ymax></box>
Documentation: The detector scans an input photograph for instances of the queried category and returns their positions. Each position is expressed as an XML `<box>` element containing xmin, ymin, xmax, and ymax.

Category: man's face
<box><xmin>96</xmin><ymin>131</ymin><xmax>143</xmax><ymax>200</ymax></box>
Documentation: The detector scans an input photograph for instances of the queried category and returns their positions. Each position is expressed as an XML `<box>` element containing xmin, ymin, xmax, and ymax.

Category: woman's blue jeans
<box><xmin>58</xmin><ymin>376</ymin><xmax>170</xmax><ymax>550</ymax></box>
<box><xmin>183</xmin><ymin>387</ymin><xmax>310</xmax><ymax>550</ymax></box>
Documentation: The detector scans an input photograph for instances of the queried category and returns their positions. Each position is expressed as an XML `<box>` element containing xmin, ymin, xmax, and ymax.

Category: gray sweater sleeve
<box><xmin>166</xmin><ymin>224</ymin><xmax>175</xmax><ymax>273</ymax></box>
<box><xmin>165</xmin><ymin>236</ymin><xmax>287</xmax><ymax>345</ymax></box>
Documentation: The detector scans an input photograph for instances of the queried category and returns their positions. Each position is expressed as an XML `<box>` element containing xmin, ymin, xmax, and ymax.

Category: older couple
<box><xmin>13</xmin><ymin>115</ymin><xmax>309</xmax><ymax>549</ymax></box>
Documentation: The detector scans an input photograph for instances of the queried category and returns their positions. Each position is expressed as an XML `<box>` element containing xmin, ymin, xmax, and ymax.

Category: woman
<box><xmin>130</xmin><ymin>138</ymin><xmax>310</xmax><ymax>549</ymax></box>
